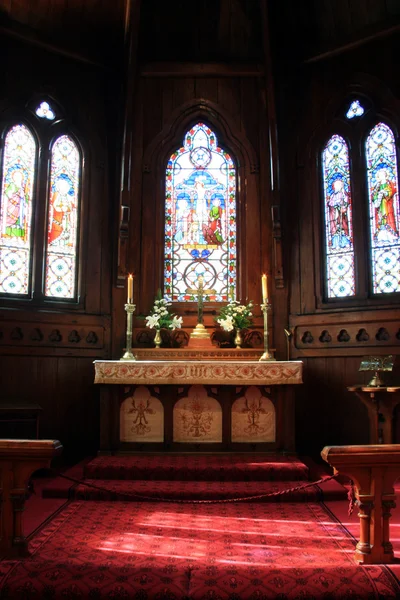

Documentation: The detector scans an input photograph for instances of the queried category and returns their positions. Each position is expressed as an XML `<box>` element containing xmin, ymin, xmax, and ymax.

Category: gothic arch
<box><xmin>142</xmin><ymin>98</ymin><xmax>259</xmax><ymax>175</ymax></box>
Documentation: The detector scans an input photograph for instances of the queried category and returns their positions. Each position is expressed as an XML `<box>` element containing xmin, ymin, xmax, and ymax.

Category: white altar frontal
<box><xmin>94</xmin><ymin>358</ymin><xmax>303</xmax><ymax>453</ymax></box>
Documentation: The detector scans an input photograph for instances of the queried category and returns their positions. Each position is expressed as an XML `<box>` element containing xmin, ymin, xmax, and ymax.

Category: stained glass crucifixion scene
<box><xmin>164</xmin><ymin>123</ymin><xmax>236</xmax><ymax>303</ymax></box>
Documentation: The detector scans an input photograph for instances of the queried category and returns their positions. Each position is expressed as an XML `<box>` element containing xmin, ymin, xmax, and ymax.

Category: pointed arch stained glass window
<box><xmin>322</xmin><ymin>135</ymin><xmax>355</xmax><ymax>298</ymax></box>
<box><xmin>0</xmin><ymin>124</ymin><xmax>36</xmax><ymax>295</ymax></box>
<box><xmin>45</xmin><ymin>135</ymin><xmax>80</xmax><ymax>298</ymax></box>
<box><xmin>164</xmin><ymin>123</ymin><xmax>236</xmax><ymax>302</ymax></box>
<box><xmin>366</xmin><ymin>123</ymin><xmax>400</xmax><ymax>294</ymax></box>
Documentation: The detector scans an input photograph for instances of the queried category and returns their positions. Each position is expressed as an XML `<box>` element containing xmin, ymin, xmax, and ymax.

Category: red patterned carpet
<box><xmin>2</xmin><ymin>499</ymin><xmax>400</xmax><ymax>599</ymax></box>
<box><xmin>1</xmin><ymin>454</ymin><xmax>399</xmax><ymax>599</ymax></box>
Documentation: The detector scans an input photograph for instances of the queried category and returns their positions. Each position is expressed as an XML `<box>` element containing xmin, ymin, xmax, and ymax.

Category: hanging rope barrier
<box><xmin>48</xmin><ymin>470</ymin><xmax>341</xmax><ymax>505</ymax></box>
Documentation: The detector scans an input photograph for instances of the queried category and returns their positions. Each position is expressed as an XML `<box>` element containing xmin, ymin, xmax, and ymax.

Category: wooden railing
<box><xmin>0</xmin><ymin>439</ymin><xmax>62</xmax><ymax>557</ymax></box>
<box><xmin>322</xmin><ymin>444</ymin><xmax>400</xmax><ymax>564</ymax></box>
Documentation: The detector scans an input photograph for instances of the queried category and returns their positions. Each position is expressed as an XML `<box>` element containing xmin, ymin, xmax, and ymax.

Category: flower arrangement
<box><xmin>145</xmin><ymin>293</ymin><xmax>183</xmax><ymax>331</ymax></box>
<box><xmin>216</xmin><ymin>300</ymin><xmax>254</xmax><ymax>332</ymax></box>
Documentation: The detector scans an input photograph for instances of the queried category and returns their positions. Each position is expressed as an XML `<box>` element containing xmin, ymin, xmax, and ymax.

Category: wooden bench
<box><xmin>0</xmin><ymin>439</ymin><xmax>63</xmax><ymax>557</ymax></box>
<box><xmin>322</xmin><ymin>444</ymin><xmax>400</xmax><ymax>564</ymax></box>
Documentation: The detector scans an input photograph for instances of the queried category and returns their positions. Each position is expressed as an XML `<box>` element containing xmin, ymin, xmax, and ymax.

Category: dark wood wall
<box><xmin>273</xmin><ymin>18</ymin><xmax>400</xmax><ymax>455</ymax></box>
<box><xmin>0</xmin><ymin>35</ymin><xmax>116</xmax><ymax>460</ymax></box>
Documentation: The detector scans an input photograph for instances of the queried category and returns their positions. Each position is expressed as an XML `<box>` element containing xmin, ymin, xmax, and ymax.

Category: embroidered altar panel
<box><xmin>173</xmin><ymin>385</ymin><xmax>222</xmax><ymax>442</ymax></box>
<box><xmin>97</xmin><ymin>360</ymin><xmax>302</xmax><ymax>452</ymax></box>
<box><xmin>120</xmin><ymin>386</ymin><xmax>164</xmax><ymax>443</ymax></box>
<box><xmin>231</xmin><ymin>386</ymin><xmax>275</xmax><ymax>443</ymax></box>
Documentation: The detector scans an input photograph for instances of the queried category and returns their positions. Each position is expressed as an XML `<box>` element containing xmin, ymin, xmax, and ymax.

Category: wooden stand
<box><xmin>322</xmin><ymin>444</ymin><xmax>400</xmax><ymax>564</ymax></box>
<box><xmin>347</xmin><ymin>386</ymin><xmax>400</xmax><ymax>444</ymax></box>
<box><xmin>0</xmin><ymin>439</ymin><xmax>63</xmax><ymax>557</ymax></box>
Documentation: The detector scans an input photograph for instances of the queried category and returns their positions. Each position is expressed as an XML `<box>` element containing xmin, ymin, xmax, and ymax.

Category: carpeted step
<box><xmin>84</xmin><ymin>453</ymin><xmax>309</xmax><ymax>482</ymax></box>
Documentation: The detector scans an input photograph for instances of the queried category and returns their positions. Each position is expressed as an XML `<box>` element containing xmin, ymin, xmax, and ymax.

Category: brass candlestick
<box><xmin>259</xmin><ymin>301</ymin><xmax>275</xmax><ymax>361</ymax></box>
<box><xmin>120</xmin><ymin>302</ymin><xmax>137</xmax><ymax>361</ymax></box>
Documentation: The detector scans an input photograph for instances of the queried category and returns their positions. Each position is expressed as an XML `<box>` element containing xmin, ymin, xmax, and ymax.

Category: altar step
<box><xmin>83</xmin><ymin>453</ymin><xmax>310</xmax><ymax>482</ymax></box>
<box><xmin>42</xmin><ymin>453</ymin><xmax>348</xmax><ymax>503</ymax></box>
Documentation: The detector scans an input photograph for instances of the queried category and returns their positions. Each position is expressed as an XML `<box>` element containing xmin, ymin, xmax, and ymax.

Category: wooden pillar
<box><xmin>322</xmin><ymin>444</ymin><xmax>400</xmax><ymax>564</ymax></box>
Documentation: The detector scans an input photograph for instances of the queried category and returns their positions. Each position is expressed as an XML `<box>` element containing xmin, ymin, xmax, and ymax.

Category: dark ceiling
<box><xmin>0</xmin><ymin>0</ymin><xmax>399</xmax><ymax>68</ymax></box>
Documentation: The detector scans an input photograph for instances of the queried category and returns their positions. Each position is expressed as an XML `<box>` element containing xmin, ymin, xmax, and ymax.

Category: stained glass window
<box><xmin>346</xmin><ymin>100</ymin><xmax>364</xmax><ymax>120</ymax></box>
<box><xmin>164</xmin><ymin>123</ymin><xmax>236</xmax><ymax>302</ymax></box>
<box><xmin>0</xmin><ymin>124</ymin><xmax>36</xmax><ymax>295</ymax></box>
<box><xmin>35</xmin><ymin>101</ymin><xmax>55</xmax><ymax>121</ymax></box>
<box><xmin>366</xmin><ymin>123</ymin><xmax>400</xmax><ymax>294</ymax></box>
<box><xmin>322</xmin><ymin>135</ymin><xmax>355</xmax><ymax>298</ymax></box>
<box><xmin>44</xmin><ymin>135</ymin><xmax>80</xmax><ymax>299</ymax></box>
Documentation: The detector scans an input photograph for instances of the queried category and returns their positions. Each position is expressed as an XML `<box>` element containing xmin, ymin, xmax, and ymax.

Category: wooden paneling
<box><xmin>0</xmin><ymin>34</ymin><xmax>114</xmax><ymax>460</ymax></box>
<box><xmin>275</xmin><ymin>16</ymin><xmax>400</xmax><ymax>456</ymax></box>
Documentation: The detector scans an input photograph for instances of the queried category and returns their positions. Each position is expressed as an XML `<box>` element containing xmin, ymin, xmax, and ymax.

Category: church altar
<box><xmin>94</xmin><ymin>358</ymin><xmax>303</xmax><ymax>453</ymax></box>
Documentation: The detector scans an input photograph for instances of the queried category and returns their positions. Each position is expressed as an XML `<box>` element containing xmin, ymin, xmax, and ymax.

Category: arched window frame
<box><xmin>0</xmin><ymin>102</ymin><xmax>86</xmax><ymax>308</ymax></box>
<box><xmin>139</xmin><ymin>102</ymin><xmax>257</xmax><ymax>320</ymax></box>
<box><xmin>316</xmin><ymin>97</ymin><xmax>400</xmax><ymax>308</ymax></box>
<box><xmin>163</xmin><ymin>121</ymin><xmax>238</xmax><ymax>303</ymax></box>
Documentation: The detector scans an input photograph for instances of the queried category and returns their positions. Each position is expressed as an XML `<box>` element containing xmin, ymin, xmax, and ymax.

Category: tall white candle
<box><xmin>262</xmin><ymin>273</ymin><xmax>268</xmax><ymax>303</ymax></box>
<box><xmin>127</xmin><ymin>274</ymin><xmax>133</xmax><ymax>302</ymax></box>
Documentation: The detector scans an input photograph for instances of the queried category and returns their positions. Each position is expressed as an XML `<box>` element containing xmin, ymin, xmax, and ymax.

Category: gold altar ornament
<box><xmin>259</xmin><ymin>273</ymin><xmax>274</xmax><ymax>361</ymax></box>
<box><xmin>359</xmin><ymin>355</ymin><xmax>394</xmax><ymax>387</ymax></box>
<box><xmin>120</xmin><ymin>298</ymin><xmax>137</xmax><ymax>361</ymax></box>
<box><xmin>188</xmin><ymin>275</ymin><xmax>214</xmax><ymax>340</ymax></box>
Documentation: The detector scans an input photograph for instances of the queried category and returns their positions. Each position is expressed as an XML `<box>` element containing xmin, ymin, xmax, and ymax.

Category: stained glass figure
<box><xmin>45</xmin><ymin>135</ymin><xmax>80</xmax><ymax>299</ymax></box>
<box><xmin>164</xmin><ymin>123</ymin><xmax>236</xmax><ymax>302</ymax></box>
<box><xmin>366</xmin><ymin>123</ymin><xmax>400</xmax><ymax>294</ymax></box>
<box><xmin>322</xmin><ymin>135</ymin><xmax>355</xmax><ymax>297</ymax></box>
<box><xmin>35</xmin><ymin>101</ymin><xmax>55</xmax><ymax>121</ymax></box>
<box><xmin>346</xmin><ymin>100</ymin><xmax>365</xmax><ymax>120</ymax></box>
<box><xmin>0</xmin><ymin>124</ymin><xmax>36</xmax><ymax>295</ymax></box>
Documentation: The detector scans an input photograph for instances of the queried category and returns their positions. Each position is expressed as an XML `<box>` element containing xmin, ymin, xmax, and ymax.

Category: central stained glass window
<box><xmin>164</xmin><ymin>123</ymin><xmax>236</xmax><ymax>302</ymax></box>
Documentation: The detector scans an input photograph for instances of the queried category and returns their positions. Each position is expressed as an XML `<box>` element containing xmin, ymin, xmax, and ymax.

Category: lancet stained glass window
<box><xmin>45</xmin><ymin>135</ymin><xmax>80</xmax><ymax>299</ymax></box>
<box><xmin>164</xmin><ymin>123</ymin><xmax>236</xmax><ymax>302</ymax></box>
<box><xmin>322</xmin><ymin>135</ymin><xmax>355</xmax><ymax>298</ymax></box>
<box><xmin>0</xmin><ymin>124</ymin><xmax>36</xmax><ymax>295</ymax></box>
<box><xmin>366</xmin><ymin>123</ymin><xmax>400</xmax><ymax>294</ymax></box>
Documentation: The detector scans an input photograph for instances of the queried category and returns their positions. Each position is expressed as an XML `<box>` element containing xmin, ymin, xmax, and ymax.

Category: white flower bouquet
<box><xmin>216</xmin><ymin>300</ymin><xmax>254</xmax><ymax>332</ymax></box>
<box><xmin>145</xmin><ymin>294</ymin><xmax>183</xmax><ymax>331</ymax></box>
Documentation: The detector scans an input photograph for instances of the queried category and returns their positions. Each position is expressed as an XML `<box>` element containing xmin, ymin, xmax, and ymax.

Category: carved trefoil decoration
<box><xmin>337</xmin><ymin>329</ymin><xmax>350</xmax><ymax>342</ymax></box>
<box><xmin>173</xmin><ymin>385</ymin><xmax>222</xmax><ymax>443</ymax></box>
<box><xmin>49</xmin><ymin>329</ymin><xmax>62</xmax><ymax>342</ymax></box>
<box><xmin>232</xmin><ymin>387</ymin><xmax>275</xmax><ymax>443</ymax></box>
<box><xmin>68</xmin><ymin>330</ymin><xmax>81</xmax><ymax>343</ymax></box>
<box><xmin>86</xmin><ymin>331</ymin><xmax>98</xmax><ymax>344</ymax></box>
<box><xmin>319</xmin><ymin>330</ymin><xmax>332</xmax><ymax>343</ymax></box>
<box><xmin>120</xmin><ymin>386</ymin><xmax>163</xmax><ymax>443</ymax></box>
<box><xmin>10</xmin><ymin>327</ymin><xmax>23</xmax><ymax>341</ymax></box>
<box><xmin>30</xmin><ymin>328</ymin><xmax>43</xmax><ymax>341</ymax></box>
<box><xmin>376</xmin><ymin>328</ymin><xmax>390</xmax><ymax>342</ymax></box>
<box><xmin>356</xmin><ymin>328</ymin><xmax>370</xmax><ymax>342</ymax></box>
<box><xmin>302</xmin><ymin>331</ymin><xmax>314</xmax><ymax>344</ymax></box>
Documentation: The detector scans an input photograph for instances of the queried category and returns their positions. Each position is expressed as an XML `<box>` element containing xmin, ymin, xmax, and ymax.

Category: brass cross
<box><xmin>186</xmin><ymin>276</ymin><xmax>214</xmax><ymax>325</ymax></box>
